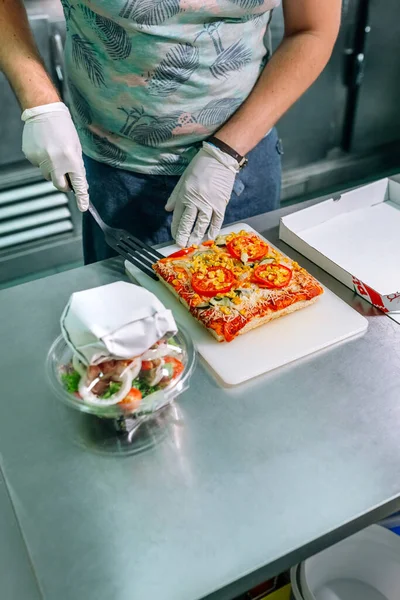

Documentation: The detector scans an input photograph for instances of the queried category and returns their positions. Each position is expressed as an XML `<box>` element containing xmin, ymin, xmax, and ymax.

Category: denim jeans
<box><xmin>82</xmin><ymin>128</ymin><xmax>282</xmax><ymax>264</ymax></box>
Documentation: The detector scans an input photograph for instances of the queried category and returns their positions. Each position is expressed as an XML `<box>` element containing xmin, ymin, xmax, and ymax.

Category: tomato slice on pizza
<box><xmin>160</xmin><ymin>248</ymin><xmax>194</xmax><ymax>262</ymax></box>
<box><xmin>192</xmin><ymin>266</ymin><xmax>235</xmax><ymax>297</ymax></box>
<box><xmin>253</xmin><ymin>263</ymin><xmax>293</xmax><ymax>289</ymax></box>
<box><xmin>226</xmin><ymin>234</ymin><xmax>268</xmax><ymax>262</ymax></box>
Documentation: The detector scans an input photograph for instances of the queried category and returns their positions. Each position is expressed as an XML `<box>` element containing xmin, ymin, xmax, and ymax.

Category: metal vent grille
<box><xmin>0</xmin><ymin>181</ymin><xmax>73</xmax><ymax>250</ymax></box>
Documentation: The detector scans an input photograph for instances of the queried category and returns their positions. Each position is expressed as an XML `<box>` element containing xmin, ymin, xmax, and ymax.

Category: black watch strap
<box><xmin>207</xmin><ymin>136</ymin><xmax>248</xmax><ymax>169</ymax></box>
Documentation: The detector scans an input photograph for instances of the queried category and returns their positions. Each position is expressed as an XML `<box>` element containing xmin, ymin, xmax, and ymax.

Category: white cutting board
<box><xmin>125</xmin><ymin>224</ymin><xmax>368</xmax><ymax>386</ymax></box>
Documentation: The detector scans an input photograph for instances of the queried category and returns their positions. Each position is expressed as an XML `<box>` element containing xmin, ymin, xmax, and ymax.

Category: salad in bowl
<box><xmin>47</xmin><ymin>326</ymin><xmax>195</xmax><ymax>420</ymax></box>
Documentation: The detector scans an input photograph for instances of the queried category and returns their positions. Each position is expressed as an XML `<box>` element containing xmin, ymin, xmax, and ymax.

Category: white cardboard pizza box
<box><xmin>125</xmin><ymin>224</ymin><xmax>368</xmax><ymax>386</ymax></box>
<box><xmin>279</xmin><ymin>177</ymin><xmax>400</xmax><ymax>316</ymax></box>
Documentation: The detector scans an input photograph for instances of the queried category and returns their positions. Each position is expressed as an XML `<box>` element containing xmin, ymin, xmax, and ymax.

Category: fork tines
<box><xmin>124</xmin><ymin>233</ymin><xmax>164</xmax><ymax>262</ymax></box>
<box><xmin>124</xmin><ymin>251</ymin><xmax>159</xmax><ymax>280</ymax></box>
<box><xmin>88</xmin><ymin>201</ymin><xmax>165</xmax><ymax>280</ymax></box>
<box><xmin>118</xmin><ymin>234</ymin><xmax>164</xmax><ymax>281</ymax></box>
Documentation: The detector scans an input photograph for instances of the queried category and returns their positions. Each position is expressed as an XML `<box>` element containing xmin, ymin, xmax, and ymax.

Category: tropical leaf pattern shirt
<box><xmin>62</xmin><ymin>0</ymin><xmax>280</xmax><ymax>174</ymax></box>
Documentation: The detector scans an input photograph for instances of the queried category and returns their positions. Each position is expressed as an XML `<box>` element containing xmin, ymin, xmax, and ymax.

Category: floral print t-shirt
<box><xmin>62</xmin><ymin>0</ymin><xmax>280</xmax><ymax>174</ymax></box>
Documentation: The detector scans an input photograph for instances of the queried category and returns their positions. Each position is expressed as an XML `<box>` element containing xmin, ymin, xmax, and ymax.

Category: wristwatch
<box><xmin>207</xmin><ymin>136</ymin><xmax>248</xmax><ymax>169</ymax></box>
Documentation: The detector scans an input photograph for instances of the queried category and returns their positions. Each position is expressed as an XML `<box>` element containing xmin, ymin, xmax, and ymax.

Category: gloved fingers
<box><xmin>188</xmin><ymin>209</ymin><xmax>212</xmax><ymax>247</ymax></box>
<box><xmin>39</xmin><ymin>159</ymin><xmax>52</xmax><ymax>182</ymax></box>
<box><xmin>24</xmin><ymin>149</ymin><xmax>40</xmax><ymax>167</ymax></box>
<box><xmin>43</xmin><ymin>155</ymin><xmax>89</xmax><ymax>210</ymax></box>
<box><xmin>40</xmin><ymin>157</ymin><xmax>71</xmax><ymax>192</ymax></box>
<box><xmin>170</xmin><ymin>178</ymin><xmax>188</xmax><ymax>239</ymax></box>
<box><xmin>69</xmin><ymin>170</ymin><xmax>90</xmax><ymax>212</ymax></box>
<box><xmin>165</xmin><ymin>181</ymin><xmax>181</xmax><ymax>213</ymax></box>
<box><xmin>39</xmin><ymin>170</ymin><xmax>51</xmax><ymax>182</ymax></box>
<box><xmin>170</xmin><ymin>199</ymin><xmax>185</xmax><ymax>241</ymax></box>
<box><xmin>208</xmin><ymin>210</ymin><xmax>225</xmax><ymax>241</ymax></box>
<box><xmin>50</xmin><ymin>168</ymin><xmax>72</xmax><ymax>193</ymax></box>
<box><xmin>175</xmin><ymin>204</ymin><xmax>198</xmax><ymax>247</ymax></box>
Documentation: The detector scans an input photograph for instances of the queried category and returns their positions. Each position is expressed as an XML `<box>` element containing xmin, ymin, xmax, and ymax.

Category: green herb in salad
<box><xmin>61</xmin><ymin>370</ymin><xmax>81</xmax><ymax>393</ymax></box>
<box><xmin>101</xmin><ymin>381</ymin><xmax>122</xmax><ymax>399</ymax></box>
<box><xmin>132</xmin><ymin>378</ymin><xmax>159</xmax><ymax>397</ymax></box>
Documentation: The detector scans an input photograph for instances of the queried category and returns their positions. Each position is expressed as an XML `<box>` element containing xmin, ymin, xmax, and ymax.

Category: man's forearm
<box><xmin>0</xmin><ymin>0</ymin><xmax>60</xmax><ymax>109</ymax></box>
<box><xmin>216</xmin><ymin>31</ymin><xmax>337</xmax><ymax>156</ymax></box>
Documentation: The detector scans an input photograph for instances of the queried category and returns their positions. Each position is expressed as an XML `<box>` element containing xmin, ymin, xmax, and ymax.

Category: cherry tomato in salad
<box><xmin>164</xmin><ymin>356</ymin><xmax>185</xmax><ymax>380</ymax></box>
<box><xmin>118</xmin><ymin>387</ymin><xmax>142</xmax><ymax>412</ymax></box>
<box><xmin>226</xmin><ymin>235</ymin><xmax>268</xmax><ymax>262</ymax></box>
<box><xmin>192</xmin><ymin>266</ymin><xmax>235</xmax><ymax>297</ymax></box>
<box><xmin>253</xmin><ymin>263</ymin><xmax>292</xmax><ymax>288</ymax></box>
<box><xmin>141</xmin><ymin>360</ymin><xmax>153</xmax><ymax>371</ymax></box>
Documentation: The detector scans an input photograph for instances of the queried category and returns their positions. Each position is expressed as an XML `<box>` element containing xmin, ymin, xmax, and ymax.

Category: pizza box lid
<box><xmin>279</xmin><ymin>177</ymin><xmax>400</xmax><ymax>314</ymax></box>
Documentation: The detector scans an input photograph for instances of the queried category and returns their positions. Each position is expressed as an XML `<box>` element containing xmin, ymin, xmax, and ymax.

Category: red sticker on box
<box><xmin>386</xmin><ymin>292</ymin><xmax>400</xmax><ymax>304</ymax></box>
<box><xmin>352</xmin><ymin>277</ymin><xmax>389</xmax><ymax>313</ymax></box>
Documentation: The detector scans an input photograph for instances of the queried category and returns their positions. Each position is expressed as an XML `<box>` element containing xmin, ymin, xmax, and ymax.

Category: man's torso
<box><xmin>62</xmin><ymin>0</ymin><xmax>280</xmax><ymax>174</ymax></box>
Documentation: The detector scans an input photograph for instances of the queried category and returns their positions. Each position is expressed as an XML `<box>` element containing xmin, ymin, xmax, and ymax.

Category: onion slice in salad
<box><xmin>77</xmin><ymin>359</ymin><xmax>142</xmax><ymax>407</ymax></box>
<box><xmin>120</xmin><ymin>357</ymin><xmax>142</xmax><ymax>380</ymax></box>
<box><xmin>71</xmin><ymin>355</ymin><xmax>142</xmax><ymax>407</ymax></box>
<box><xmin>79</xmin><ymin>370</ymin><xmax>132</xmax><ymax>406</ymax></box>
<box><xmin>141</xmin><ymin>343</ymin><xmax>170</xmax><ymax>361</ymax></box>
<box><xmin>72</xmin><ymin>354</ymin><xmax>87</xmax><ymax>377</ymax></box>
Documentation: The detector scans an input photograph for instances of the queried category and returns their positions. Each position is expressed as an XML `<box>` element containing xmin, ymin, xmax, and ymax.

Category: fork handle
<box><xmin>66</xmin><ymin>175</ymin><xmax>102</xmax><ymax>227</ymax></box>
<box><xmin>88</xmin><ymin>201</ymin><xmax>107</xmax><ymax>231</ymax></box>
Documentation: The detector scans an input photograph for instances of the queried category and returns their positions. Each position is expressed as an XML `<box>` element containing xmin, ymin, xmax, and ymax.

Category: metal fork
<box><xmin>88</xmin><ymin>202</ymin><xmax>163</xmax><ymax>280</ymax></box>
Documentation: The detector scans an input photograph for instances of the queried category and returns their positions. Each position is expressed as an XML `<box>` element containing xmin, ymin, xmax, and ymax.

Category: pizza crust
<box><xmin>157</xmin><ymin>276</ymin><xmax>193</xmax><ymax>313</ymax></box>
<box><xmin>156</xmin><ymin>275</ymin><xmax>321</xmax><ymax>342</ymax></box>
<box><xmin>237</xmin><ymin>296</ymin><xmax>319</xmax><ymax>335</ymax></box>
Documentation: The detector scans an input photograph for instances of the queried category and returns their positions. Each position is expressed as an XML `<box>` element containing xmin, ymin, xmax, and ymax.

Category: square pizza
<box><xmin>153</xmin><ymin>230</ymin><xmax>324</xmax><ymax>342</ymax></box>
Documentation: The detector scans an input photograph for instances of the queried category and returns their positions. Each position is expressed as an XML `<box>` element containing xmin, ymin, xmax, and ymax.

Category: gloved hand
<box><xmin>22</xmin><ymin>102</ymin><xmax>89</xmax><ymax>211</ymax></box>
<box><xmin>165</xmin><ymin>141</ymin><xmax>240</xmax><ymax>247</ymax></box>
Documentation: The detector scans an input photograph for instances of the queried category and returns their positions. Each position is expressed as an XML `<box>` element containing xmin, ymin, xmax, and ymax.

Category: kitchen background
<box><xmin>1</xmin><ymin>0</ymin><xmax>399</xmax><ymax>288</ymax></box>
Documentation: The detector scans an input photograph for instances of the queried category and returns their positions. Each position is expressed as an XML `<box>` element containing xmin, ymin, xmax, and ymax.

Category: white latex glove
<box><xmin>21</xmin><ymin>102</ymin><xmax>89</xmax><ymax>211</ymax></box>
<box><xmin>165</xmin><ymin>141</ymin><xmax>240</xmax><ymax>247</ymax></box>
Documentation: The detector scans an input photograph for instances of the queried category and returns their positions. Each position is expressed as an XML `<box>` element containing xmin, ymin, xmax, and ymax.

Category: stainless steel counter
<box><xmin>0</xmin><ymin>469</ymin><xmax>42</xmax><ymax>599</ymax></box>
<box><xmin>0</xmin><ymin>206</ymin><xmax>399</xmax><ymax>600</ymax></box>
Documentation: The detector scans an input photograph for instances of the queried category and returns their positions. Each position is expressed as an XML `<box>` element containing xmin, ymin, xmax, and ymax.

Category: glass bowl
<box><xmin>46</xmin><ymin>324</ymin><xmax>196</xmax><ymax>423</ymax></box>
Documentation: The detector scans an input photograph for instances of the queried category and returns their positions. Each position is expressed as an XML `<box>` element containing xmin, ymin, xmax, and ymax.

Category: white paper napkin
<box><xmin>61</xmin><ymin>281</ymin><xmax>177</xmax><ymax>365</ymax></box>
